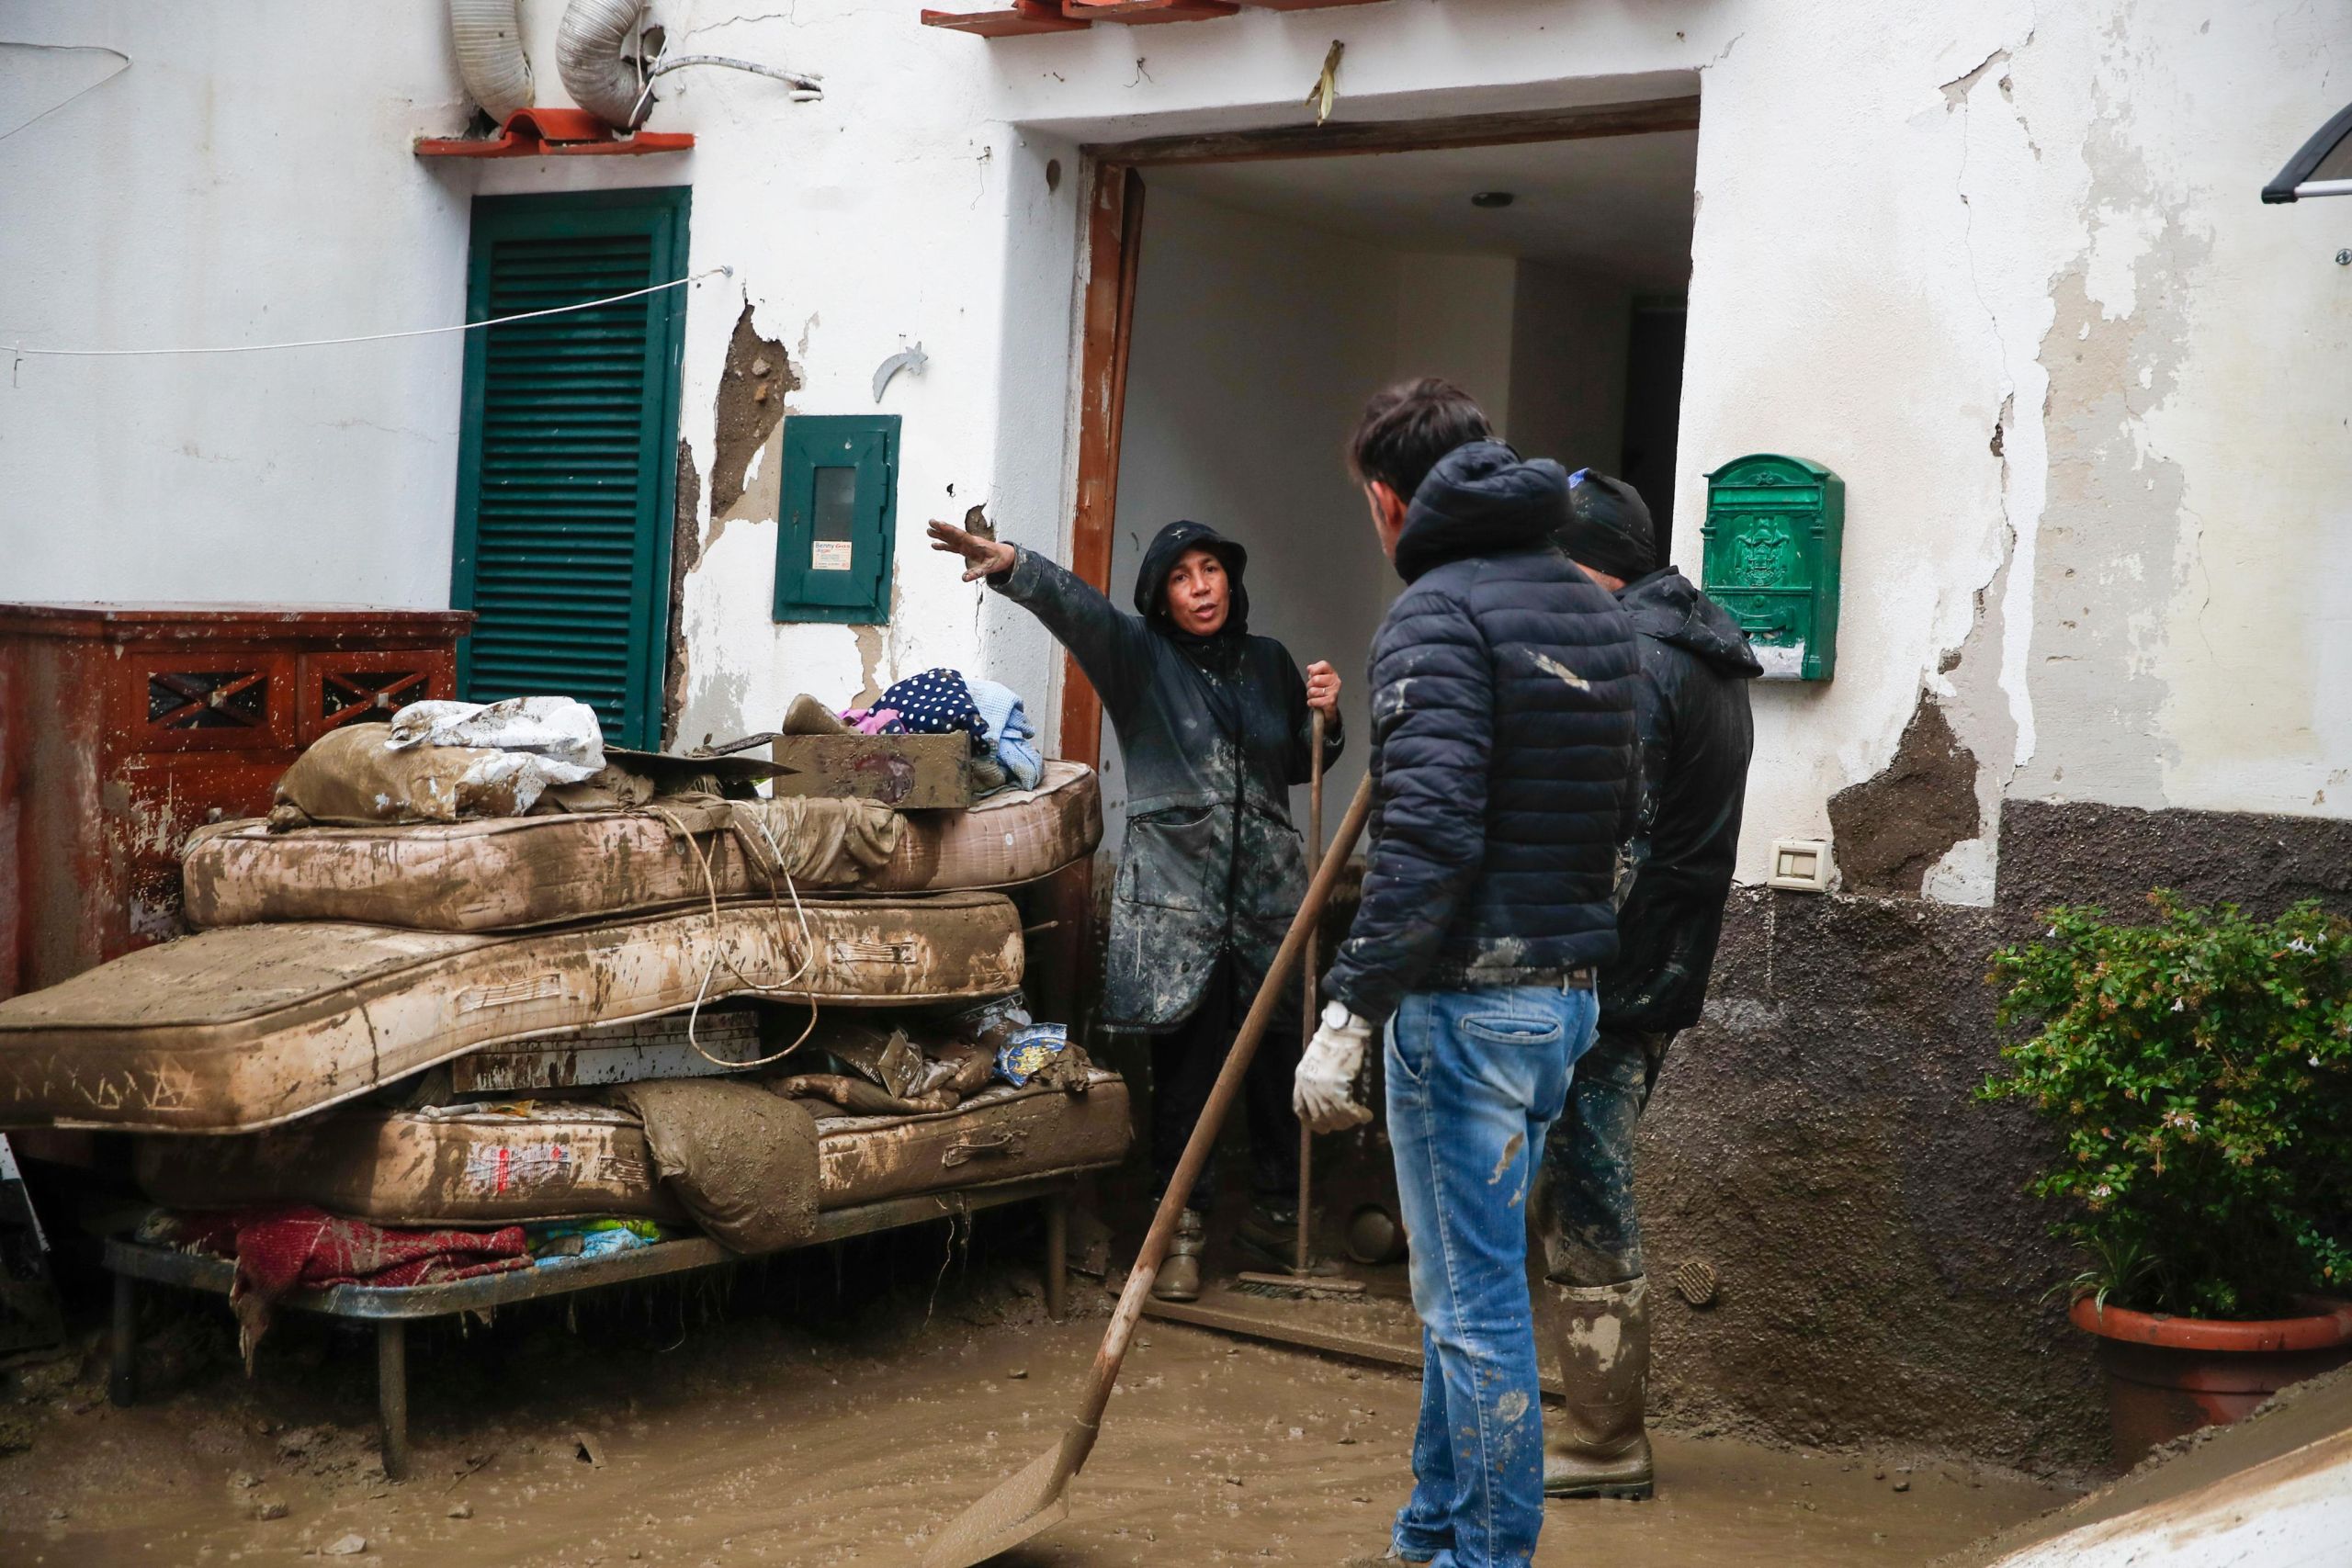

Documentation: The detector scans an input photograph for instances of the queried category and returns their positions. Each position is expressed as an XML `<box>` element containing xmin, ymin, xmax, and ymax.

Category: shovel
<box><xmin>918</xmin><ymin>771</ymin><xmax>1376</xmax><ymax>1568</ymax></box>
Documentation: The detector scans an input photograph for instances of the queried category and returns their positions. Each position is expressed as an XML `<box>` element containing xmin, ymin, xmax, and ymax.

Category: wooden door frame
<box><xmin>1054</xmin><ymin>92</ymin><xmax>1702</xmax><ymax>765</ymax></box>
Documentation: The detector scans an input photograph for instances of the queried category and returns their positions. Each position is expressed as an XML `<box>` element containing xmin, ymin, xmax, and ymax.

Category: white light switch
<box><xmin>1769</xmin><ymin>838</ymin><xmax>1834</xmax><ymax>893</ymax></box>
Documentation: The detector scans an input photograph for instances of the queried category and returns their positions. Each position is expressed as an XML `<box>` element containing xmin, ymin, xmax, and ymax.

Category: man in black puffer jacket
<box><xmin>1297</xmin><ymin>380</ymin><xmax>1638</xmax><ymax>1568</ymax></box>
<box><xmin>1535</xmin><ymin>470</ymin><xmax>1758</xmax><ymax>1504</ymax></box>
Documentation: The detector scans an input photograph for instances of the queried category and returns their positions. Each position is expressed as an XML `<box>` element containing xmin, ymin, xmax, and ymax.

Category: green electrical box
<box><xmin>774</xmin><ymin>414</ymin><xmax>899</xmax><ymax>624</ymax></box>
<box><xmin>1701</xmin><ymin>453</ymin><xmax>1844</xmax><ymax>682</ymax></box>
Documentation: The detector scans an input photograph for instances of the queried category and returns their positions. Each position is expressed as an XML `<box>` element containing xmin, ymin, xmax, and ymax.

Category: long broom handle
<box><xmin>1297</xmin><ymin>709</ymin><xmax>1326</xmax><ymax>1274</ymax></box>
<box><xmin>1057</xmin><ymin>772</ymin><xmax>1375</xmax><ymax>1479</ymax></box>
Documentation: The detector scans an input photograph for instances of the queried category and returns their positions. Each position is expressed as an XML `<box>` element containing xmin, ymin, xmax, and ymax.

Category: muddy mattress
<box><xmin>181</xmin><ymin>763</ymin><xmax>1101</xmax><ymax>931</ymax></box>
<box><xmin>0</xmin><ymin>895</ymin><xmax>1022</xmax><ymax>1134</ymax></box>
<box><xmin>130</xmin><ymin>1074</ymin><xmax>1132</xmax><ymax>1227</ymax></box>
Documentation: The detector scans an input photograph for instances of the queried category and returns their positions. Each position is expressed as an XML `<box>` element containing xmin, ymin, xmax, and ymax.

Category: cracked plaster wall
<box><xmin>6</xmin><ymin>0</ymin><xmax>2343</xmax><ymax>872</ymax></box>
<box><xmin>1668</xmin><ymin>1</ymin><xmax>2351</xmax><ymax>896</ymax></box>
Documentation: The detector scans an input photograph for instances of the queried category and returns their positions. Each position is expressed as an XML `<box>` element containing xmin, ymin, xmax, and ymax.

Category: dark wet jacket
<box><xmin>1603</xmin><ymin>569</ymin><xmax>1760</xmax><ymax>1033</ymax></box>
<box><xmin>990</xmin><ymin>522</ymin><xmax>1343</xmax><ymax>1031</ymax></box>
<box><xmin>1325</xmin><ymin>443</ymin><xmax>1641</xmax><ymax>1026</ymax></box>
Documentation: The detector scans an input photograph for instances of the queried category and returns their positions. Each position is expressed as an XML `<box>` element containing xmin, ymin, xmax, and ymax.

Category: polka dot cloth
<box><xmin>878</xmin><ymin>668</ymin><xmax>991</xmax><ymax>751</ymax></box>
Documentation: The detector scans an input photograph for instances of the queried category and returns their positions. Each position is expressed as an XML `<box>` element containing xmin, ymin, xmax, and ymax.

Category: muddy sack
<box><xmin>269</xmin><ymin>723</ymin><xmax>574</xmax><ymax>828</ymax></box>
<box><xmin>610</xmin><ymin>1079</ymin><xmax>820</xmax><ymax>1253</ymax></box>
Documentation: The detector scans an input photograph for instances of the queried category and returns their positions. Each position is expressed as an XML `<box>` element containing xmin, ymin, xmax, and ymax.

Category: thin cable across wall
<box><xmin>6</xmin><ymin>265</ymin><xmax>732</xmax><ymax>367</ymax></box>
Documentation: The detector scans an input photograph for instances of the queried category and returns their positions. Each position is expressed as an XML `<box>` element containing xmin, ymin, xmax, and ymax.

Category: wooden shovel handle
<box><xmin>1060</xmin><ymin>771</ymin><xmax>1375</xmax><ymax>1476</ymax></box>
<box><xmin>1298</xmin><ymin>708</ymin><xmax>1326</xmax><ymax>1274</ymax></box>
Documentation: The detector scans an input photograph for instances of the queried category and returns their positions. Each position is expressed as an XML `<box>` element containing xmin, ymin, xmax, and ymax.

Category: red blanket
<box><xmin>167</xmin><ymin>1206</ymin><xmax>530</xmax><ymax>1364</ymax></box>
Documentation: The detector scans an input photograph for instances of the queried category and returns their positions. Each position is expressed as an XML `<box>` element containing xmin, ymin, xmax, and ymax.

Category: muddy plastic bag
<box><xmin>385</xmin><ymin>695</ymin><xmax>606</xmax><ymax>775</ymax></box>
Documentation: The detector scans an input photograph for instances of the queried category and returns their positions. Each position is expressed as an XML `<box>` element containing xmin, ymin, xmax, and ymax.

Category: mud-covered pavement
<box><xmin>0</xmin><ymin>1254</ymin><xmax>2068</xmax><ymax>1566</ymax></box>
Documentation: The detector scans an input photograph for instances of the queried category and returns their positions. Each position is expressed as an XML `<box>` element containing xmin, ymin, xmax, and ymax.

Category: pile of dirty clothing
<box><xmin>0</xmin><ymin>696</ymin><xmax>1125</xmax><ymax>1334</ymax></box>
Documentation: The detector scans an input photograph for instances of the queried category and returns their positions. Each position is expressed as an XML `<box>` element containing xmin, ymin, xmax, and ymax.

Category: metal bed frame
<box><xmin>106</xmin><ymin>1173</ymin><xmax>1075</xmax><ymax>1479</ymax></box>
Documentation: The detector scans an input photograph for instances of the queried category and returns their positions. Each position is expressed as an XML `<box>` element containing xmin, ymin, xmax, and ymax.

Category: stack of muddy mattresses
<box><xmin>0</xmin><ymin>761</ymin><xmax>1127</xmax><ymax>1234</ymax></box>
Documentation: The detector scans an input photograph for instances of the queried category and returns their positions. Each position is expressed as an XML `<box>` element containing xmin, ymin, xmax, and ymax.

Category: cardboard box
<box><xmin>768</xmin><ymin>732</ymin><xmax>975</xmax><ymax>809</ymax></box>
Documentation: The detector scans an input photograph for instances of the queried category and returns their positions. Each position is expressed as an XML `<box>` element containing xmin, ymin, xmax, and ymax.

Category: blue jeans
<box><xmin>1386</xmin><ymin>984</ymin><xmax>1600</xmax><ymax>1568</ymax></box>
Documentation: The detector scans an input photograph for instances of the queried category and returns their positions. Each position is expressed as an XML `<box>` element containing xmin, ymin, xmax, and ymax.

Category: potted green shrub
<box><xmin>1980</xmin><ymin>895</ymin><xmax>2352</xmax><ymax>1464</ymax></box>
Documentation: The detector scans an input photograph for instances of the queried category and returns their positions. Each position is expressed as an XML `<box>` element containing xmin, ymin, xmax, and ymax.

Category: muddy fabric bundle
<box><xmin>769</xmin><ymin>1074</ymin><xmax>961</xmax><ymax>1117</ymax></box>
<box><xmin>143</xmin><ymin>1205</ymin><xmax>530</xmax><ymax>1365</ymax></box>
<box><xmin>608</xmin><ymin>1080</ymin><xmax>820</xmax><ymax>1254</ymax></box>
<box><xmin>537</xmin><ymin>763</ymin><xmax>660</xmax><ymax>814</ymax></box>
<box><xmin>721</xmin><ymin>795</ymin><xmax>902</xmax><ymax>886</ymax></box>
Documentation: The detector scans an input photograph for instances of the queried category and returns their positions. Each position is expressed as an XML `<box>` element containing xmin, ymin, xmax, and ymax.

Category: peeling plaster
<box><xmin>1913</xmin><ymin>19</ymin><xmax>2041</xmax><ymax>903</ymax></box>
<box><xmin>2081</xmin><ymin>202</ymin><xmax>2166</xmax><ymax>320</ymax></box>
<box><xmin>851</xmin><ymin>623</ymin><xmax>887</xmax><ymax>708</ymax></box>
<box><xmin>2018</xmin><ymin>74</ymin><xmax>2211</xmax><ymax>809</ymax></box>
<box><xmin>1939</xmin><ymin>47</ymin><xmax>2011</xmax><ymax>109</ymax></box>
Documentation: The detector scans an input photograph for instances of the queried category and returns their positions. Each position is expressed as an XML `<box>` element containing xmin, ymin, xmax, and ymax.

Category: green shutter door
<box><xmin>451</xmin><ymin>188</ymin><xmax>691</xmax><ymax>750</ymax></box>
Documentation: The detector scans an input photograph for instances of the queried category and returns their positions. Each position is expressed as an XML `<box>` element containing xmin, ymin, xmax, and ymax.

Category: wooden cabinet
<box><xmin>0</xmin><ymin>605</ymin><xmax>472</xmax><ymax>1002</ymax></box>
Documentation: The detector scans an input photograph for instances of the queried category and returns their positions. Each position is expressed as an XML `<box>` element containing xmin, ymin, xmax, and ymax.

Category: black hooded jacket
<box><xmin>1604</xmin><ymin>569</ymin><xmax>1760</xmax><ymax>1032</ymax></box>
<box><xmin>1324</xmin><ymin>443</ymin><xmax>1641</xmax><ymax>1026</ymax></box>
<box><xmin>990</xmin><ymin>521</ymin><xmax>1343</xmax><ymax>1030</ymax></box>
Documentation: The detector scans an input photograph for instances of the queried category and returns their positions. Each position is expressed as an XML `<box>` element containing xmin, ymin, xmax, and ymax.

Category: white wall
<box><xmin>1107</xmin><ymin>185</ymin><xmax>1449</xmax><ymax>849</ymax></box>
<box><xmin>1392</xmin><ymin>253</ymin><xmax>1518</xmax><ymax>434</ymax></box>
<box><xmin>1505</xmin><ymin>261</ymin><xmax>1632</xmax><ymax>475</ymax></box>
<box><xmin>0</xmin><ymin>12</ymin><xmax>474</xmax><ymax>610</ymax></box>
<box><xmin>4</xmin><ymin>0</ymin><xmax>2343</xmax><ymax>898</ymax></box>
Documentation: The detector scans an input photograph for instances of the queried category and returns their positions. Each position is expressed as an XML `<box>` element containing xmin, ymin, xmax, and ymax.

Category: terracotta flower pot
<box><xmin>2069</xmin><ymin>1294</ymin><xmax>2352</xmax><ymax>1465</ymax></box>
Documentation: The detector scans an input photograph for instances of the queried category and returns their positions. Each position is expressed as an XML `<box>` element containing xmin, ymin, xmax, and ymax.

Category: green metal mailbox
<box><xmin>1702</xmin><ymin>454</ymin><xmax>1844</xmax><ymax>682</ymax></box>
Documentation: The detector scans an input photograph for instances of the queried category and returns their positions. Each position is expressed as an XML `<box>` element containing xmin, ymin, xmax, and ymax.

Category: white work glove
<box><xmin>1294</xmin><ymin>1000</ymin><xmax>1375</xmax><ymax>1134</ymax></box>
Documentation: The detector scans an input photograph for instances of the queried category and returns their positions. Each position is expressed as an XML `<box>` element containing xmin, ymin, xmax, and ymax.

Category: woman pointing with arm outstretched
<box><xmin>928</xmin><ymin>515</ymin><xmax>1342</xmax><ymax>1301</ymax></box>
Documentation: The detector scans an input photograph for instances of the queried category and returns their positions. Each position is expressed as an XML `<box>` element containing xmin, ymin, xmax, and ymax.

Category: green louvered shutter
<box><xmin>451</xmin><ymin>188</ymin><xmax>691</xmax><ymax>750</ymax></box>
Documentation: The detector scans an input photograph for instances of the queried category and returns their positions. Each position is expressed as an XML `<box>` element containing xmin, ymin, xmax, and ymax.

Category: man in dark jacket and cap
<box><xmin>1300</xmin><ymin>380</ymin><xmax>1639</xmax><ymax>1568</ymax></box>
<box><xmin>928</xmin><ymin>513</ymin><xmax>1342</xmax><ymax>1302</ymax></box>
<box><xmin>1534</xmin><ymin>469</ymin><xmax>1759</xmax><ymax>1501</ymax></box>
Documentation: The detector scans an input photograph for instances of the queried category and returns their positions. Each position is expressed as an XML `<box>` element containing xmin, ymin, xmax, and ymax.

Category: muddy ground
<box><xmin>0</xmin><ymin>1232</ymin><xmax>2068</xmax><ymax>1566</ymax></box>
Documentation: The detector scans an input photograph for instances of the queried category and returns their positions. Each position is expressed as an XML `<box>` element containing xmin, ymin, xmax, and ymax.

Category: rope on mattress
<box><xmin>645</xmin><ymin>805</ymin><xmax>825</xmax><ymax>1071</ymax></box>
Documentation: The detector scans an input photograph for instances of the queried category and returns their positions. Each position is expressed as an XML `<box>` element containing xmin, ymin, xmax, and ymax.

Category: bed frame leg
<box><xmin>1044</xmin><ymin>1189</ymin><xmax>1069</xmax><ymax>1322</ymax></box>
<box><xmin>108</xmin><ymin>1270</ymin><xmax>136</xmax><ymax>1408</ymax></box>
<box><xmin>377</xmin><ymin>1321</ymin><xmax>410</xmax><ymax>1482</ymax></box>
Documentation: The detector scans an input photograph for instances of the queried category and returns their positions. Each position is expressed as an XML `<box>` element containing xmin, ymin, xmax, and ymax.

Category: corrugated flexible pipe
<box><xmin>448</xmin><ymin>0</ymin><xmax>534</xmax><ymax>121</ymax></box>
<box><xmin>558</xmin><ymin>0</ymin><xmax>649</xmax><ymax>130</ymax></box>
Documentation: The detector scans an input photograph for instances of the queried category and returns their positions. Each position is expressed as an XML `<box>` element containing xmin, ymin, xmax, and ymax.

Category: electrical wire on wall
<box><xmin>5</xmin><ymin>266</ymin><xmax>733</xmax><ymax>384</ymax></box>
<box><xmin>551</xmin><ymin>0</ymin><xmax>823</xmax><ymax>131</ymax></box>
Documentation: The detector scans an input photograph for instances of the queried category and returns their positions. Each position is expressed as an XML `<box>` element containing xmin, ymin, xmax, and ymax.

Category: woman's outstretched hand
<box><xmin>1305</xmin><ymin>660</ymin><xmax>1341</xmax><ymax>716</ymax></box>
<box><xmin>928</xmin><ymin>519</ymin><xmax>1018</xmax><ymax>582</ymax></box>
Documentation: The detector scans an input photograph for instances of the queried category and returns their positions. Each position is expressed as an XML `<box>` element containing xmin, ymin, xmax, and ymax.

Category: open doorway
<box><xmin>1085</xmin><ymin>119</ymin><xmax>1700</xmax><ymax>838</ymax></box>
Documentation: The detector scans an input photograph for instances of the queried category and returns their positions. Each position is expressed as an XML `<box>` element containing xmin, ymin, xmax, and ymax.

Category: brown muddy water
<box><xmin>0</xmin><ymin>1265</ymin><xmax>2068</xmax><ymax>1567</ymax></box>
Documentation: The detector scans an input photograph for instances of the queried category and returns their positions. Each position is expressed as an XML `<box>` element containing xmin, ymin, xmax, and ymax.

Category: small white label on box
<box><xmin>811</xmin><ymin>540</ymin><xmax>854</xmax><ymax>572</ymax></box>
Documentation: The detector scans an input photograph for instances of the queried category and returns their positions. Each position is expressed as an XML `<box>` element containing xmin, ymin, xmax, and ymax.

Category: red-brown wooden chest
<box><xmin>0</xmin><ymin>604</ymin><xmax>472</xmax><ymax>1002</ymax></box>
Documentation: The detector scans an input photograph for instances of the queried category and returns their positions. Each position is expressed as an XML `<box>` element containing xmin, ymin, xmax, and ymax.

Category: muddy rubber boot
<box><xmin>1544</xmin><ymin>1276</ymin><xmax>1655</xmax><ymax>1500</ymax></box>
<box><xmin>1233</xmin><ymin>1199</ymin><xmax>1300</xmax><ymax>1272</ymax></box>
<box><xmin>1153</xmin><ymin>1209</ymin><xmax>1206</xmax><ymax>1303</ymax></box>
